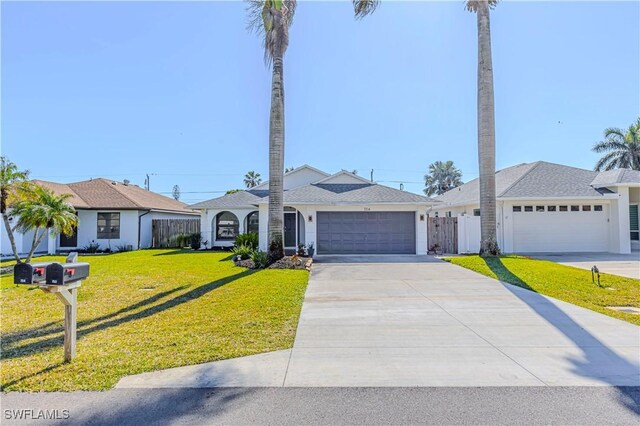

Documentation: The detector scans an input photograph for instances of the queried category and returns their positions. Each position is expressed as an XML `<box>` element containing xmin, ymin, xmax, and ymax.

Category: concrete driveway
<box><xmin>532</xmin><ymin>252</ymin><xmax>640</xmax><ymax>279</ymax></box>
<box><xmin>117</xmin><ymin>256</ymin><xmax>639</xmax><ymax>388</ymax></box>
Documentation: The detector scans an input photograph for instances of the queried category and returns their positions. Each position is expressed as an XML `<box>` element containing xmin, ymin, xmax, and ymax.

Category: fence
<box><xmin>427</xmin><ymin>217</ymin><xmax>458</xmax><ymax>254</ymax></box>
<box><xmin>151</xmin><ymin>219</ymin><xmax>201</xmax><ymax>248</ymax></box>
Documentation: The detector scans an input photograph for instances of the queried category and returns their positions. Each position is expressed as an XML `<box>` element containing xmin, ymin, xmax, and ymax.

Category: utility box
<box><xmin>45</xmin><ymin>262</ymin><xmax>90</xmax><ymax>285</ymax></box>
<box><xmin>14</xmin><ymin>262</ymin><xmax>53</xmax><ymax>285</ymax></box>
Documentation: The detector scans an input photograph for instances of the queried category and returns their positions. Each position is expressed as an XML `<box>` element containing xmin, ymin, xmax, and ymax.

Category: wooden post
<box><xmin>41</xmin><ymin>281</ymin><xmax>81</xmax><ymax>362</ymax></box>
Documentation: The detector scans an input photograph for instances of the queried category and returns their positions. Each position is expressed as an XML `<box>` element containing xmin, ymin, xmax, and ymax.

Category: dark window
<box><xmin>547</xmin><ymin>206</ymin><xmax>557</xmax><ymax>212</ymax></box>
<box><xmin>216</xmin><ymin>211</ymin><xmax>239</xmax><ymax>240</ymax></box>
<box><xmin>536</xmin><ymin>206</ymin><xmax>545</xmax><ymax>212</ymax></box>
<box><xmin>246</xmin><ymin>211</ymin><xmax>259</xmax><ymax>234</ymax></box>
<box><xmin>473</xmin><ymin>209</ymin><xmax>481</xmax><ymax>217</ymax></box>
<box><xmin>97</xmin><ymin>212</ymin><xmax>120</xmax><ymax>239</ymax></box>
<box><xmin>582</xmin><ymin>205</ymin><xmax>591</xmax><ymax>212</ymax></box>
<box><xmin>512</xmin><ymin>206</ymin><xmax>522</xmax><ymax>212</ymax></box>
<box><xmin>594</xmin><ymin>205</ymin><xmax>603</xmax><ymax>212</ymax></box>
<box><xmin>524</xmin><ymin>206</ymin><xmax>533</xmax><ymax>212</ymax></box>
<box><xmin>630</xmin><ymin>205</ymin><xmax>639</xmax><ymax>241</ymax></box>
<box><xmin>571</xmin><ymin>205</ymin><xmax>579</xmax><ymax>212</ymax></box>
<box><xmin>446</xmin><ymin>211</ymin><xmax>452</xmax><ymax>218</ymax></box>
<box><xmin>559</xmin><ymin>205</ymin><xmax>568</xmax><ymax>212</ymax></box>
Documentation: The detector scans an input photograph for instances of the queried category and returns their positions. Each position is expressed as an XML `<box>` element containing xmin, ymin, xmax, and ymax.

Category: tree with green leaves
<box><xmin>0</xmin><ymin>156</ymin><xmax>33</xmax><ymax>262</ymax></box>
<box><xmin>12</xmin><ymin>186</ymin><xmax>78</xmax><ymax>263</ymax></box>
<box><xmin>244</xmin><ymin>171</ymin><xmax>262</xmax><ymax>188</ymax></box>
<box><xmin>247</xmin><ymin>0</ymin><xmax>296</xmax><ymax>262</ymax></box>
<box><xmin>592</xmin><ymin>118</ymin><xmax>640</xmax><ymax>171</ymax></box>
<box><xmin>424</xmin><ymin>161</ymin><xmax>463</xmax><ymax>196</ymax></box>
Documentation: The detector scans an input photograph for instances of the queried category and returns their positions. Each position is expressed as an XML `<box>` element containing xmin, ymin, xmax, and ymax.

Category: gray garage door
<box><xmin>317</xmin><ymin>212</ymin><xmax>416</xmax><ymax>254</ymax></box>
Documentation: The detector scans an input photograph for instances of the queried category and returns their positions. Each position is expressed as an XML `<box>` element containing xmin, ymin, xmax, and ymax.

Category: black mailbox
<box><xmin>14</xmin><ymin>262</ymin><xmax>53</xmax><ymax>285</ymax></box>
<box><xmin>45</xmin><ymin>262</ymin><xmax>90</xmax><ymax>285</ymax></box>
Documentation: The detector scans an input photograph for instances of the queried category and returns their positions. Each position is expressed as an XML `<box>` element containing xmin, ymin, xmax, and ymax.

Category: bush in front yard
<box><xmin>234</xmin><ymin>233</ymin><xmax>259</xmax><ymax>250</ymax></box>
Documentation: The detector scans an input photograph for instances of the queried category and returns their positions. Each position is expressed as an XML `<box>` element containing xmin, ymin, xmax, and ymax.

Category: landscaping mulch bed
<box><xmin>268</xmin><ymin>256</ymin><xmax>313</xmax><ymax>271</ymax></box>
<box><xmin>233</xmin><ymin>256</ymin><xmax>313</xmax><ymax>271</ymax></box>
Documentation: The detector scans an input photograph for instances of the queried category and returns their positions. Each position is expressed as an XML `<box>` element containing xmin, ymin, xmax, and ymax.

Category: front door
<box><xmin>284</xmin><ymin>212</ymin><xmax>297</xmax><ymax>248</ymax></box>
<box><xmin>59</xmin><ymin>226</ymin><xmax>78</xmax><ymax>248</ymax></box>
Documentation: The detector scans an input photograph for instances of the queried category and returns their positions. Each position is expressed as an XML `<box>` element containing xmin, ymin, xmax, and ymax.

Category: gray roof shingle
<box><xmin>189</xmin><ymin>190</ymin><xmax>267</xmax><ymax>209</ymax></box>
<box><xmin>190</xmin><ymin>183</ymin><xmax>435</xmax><ymax>209</ymax></box>
<box><xmin>591</xmin><ymin>169</ymin><xmax>640</xmax><ymax>187</ymax></box>
<box><xmin>261</xmin><ymin>183</ymin><xmax>436</xmax><ymax>204</ymax></box>
<box><xmin>436</xmin><ymin>161</ymin><xmax>614</xmax><ymax>206</ymax></box>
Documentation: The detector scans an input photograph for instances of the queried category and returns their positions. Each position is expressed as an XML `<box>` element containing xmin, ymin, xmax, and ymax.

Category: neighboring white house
<box><xmin>190</xmin><ymin>165</ymin><xmax>438</xmax><ymax>255</ymax></box>
<box><xmin>0</xmin><ymin>178</ymin><xmax>198</xmax><ymax>256</ymax></box>
<box><xmin>429</xmin><ymin>161</ymin><xmax>640</xmax><ymax>254</ymax></box>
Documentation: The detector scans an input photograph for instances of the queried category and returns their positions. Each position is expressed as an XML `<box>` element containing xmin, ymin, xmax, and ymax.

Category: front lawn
<box><xmin>1</xmin><ymin>250</ymin><xmax>308</xmax><ymax>391</ymax></box>
<box><xmin>445</xmin><ymin>255</ymin><xmax>640</xmax><ymax>326</ymax></box>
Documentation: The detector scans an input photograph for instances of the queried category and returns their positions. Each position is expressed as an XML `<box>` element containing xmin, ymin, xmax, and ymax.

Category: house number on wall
<box><xmin>364</xmin><ymin>207</ymin><xmax>371</xmax><ymax>211</ymax></box>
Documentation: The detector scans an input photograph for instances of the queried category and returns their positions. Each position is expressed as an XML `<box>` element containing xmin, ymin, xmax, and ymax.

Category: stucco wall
<box><xmin>69</xmin><ymin>210</ymin><xmax>140</xmax><ymax>251</ymax></box>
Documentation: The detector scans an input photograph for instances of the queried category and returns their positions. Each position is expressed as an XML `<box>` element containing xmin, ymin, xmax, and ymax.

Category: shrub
<box><xmin>189</xmin><ymin>233</ymin><xmax>202</xmax><ymax>250</ymax></box>
<box><xmin>83</xmin><ymin>241</ymin><xmax>100</xmax><ymax>253</ymax></box>
<box><xmin>234</xmin><ymin>233</ymin><xmax>258</xmax><ymax>250</ymax></box>
<box><xmin>115</xmin><ymin>244</ymin><xmax>133</xmax><ymax>253</ymax></box>
<box><xmin>232</xmin><ymin>244</ymin><xmax>253</xmax><ymax>260</ymax></box>
<box><xmin>173</xmin><ymin>233</ymin><xmax>191</xmax><ymax>248</ymax></box>
<box><xmin>251</xmin><ymin>250</ymin><xmax>269</xmax><ymax>269</ymax></box>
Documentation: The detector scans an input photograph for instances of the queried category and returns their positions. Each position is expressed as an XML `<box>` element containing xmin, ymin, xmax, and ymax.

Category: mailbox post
<box><xmin>41</xmin><ymin>278</ymin><xmax>81</xmax><ymax>362</ymax></box>
<box><xmin>14</xmin><ymin>252</ymin><xmax>89</xmax><ymax>362</ymax></box>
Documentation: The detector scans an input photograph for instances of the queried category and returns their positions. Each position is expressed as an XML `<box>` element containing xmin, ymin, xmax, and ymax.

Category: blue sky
<box><xmin>2</xmin><ymin>1</ymin><xmax>638</xmax><ymax>203</ymax></box>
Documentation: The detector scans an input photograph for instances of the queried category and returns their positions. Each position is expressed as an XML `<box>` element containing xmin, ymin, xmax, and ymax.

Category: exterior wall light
<box><xmin>308</xmin><ymin>215</ymin><xmax>313</xmax><ymax>222</ymax></box>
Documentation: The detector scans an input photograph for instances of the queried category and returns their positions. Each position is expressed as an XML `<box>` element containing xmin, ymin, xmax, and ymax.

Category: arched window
<box><xmin>216</xmin><ymin>211</ymin><xmax>239</xmax><ymax>240</ymax></box>
<box><xmin>246</xmin><ymin>211</ymin><xmax>259</xmax><ymax>234</ymax></box>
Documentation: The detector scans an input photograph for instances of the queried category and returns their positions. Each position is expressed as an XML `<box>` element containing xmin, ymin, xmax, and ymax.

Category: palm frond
<box><xmin>465</xmin><ymin>0</ymin><xmax>499</xmax><ymax>13</ymax></box>
<box><xmin>592</xmin><ymin>140</ymin><xmax>628</xmax><ymax>153</ymax></box>
<box><xmin>246</xmin><ymin>0</ymin><xmax>296</xmax><ymax>66</ymax></box>
<box><xmin>353</xmin><ymin>0</ymin><xmax>379</xmax><ymax>19</ymax></box>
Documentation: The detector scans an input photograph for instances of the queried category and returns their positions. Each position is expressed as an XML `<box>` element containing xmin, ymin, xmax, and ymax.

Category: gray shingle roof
<box><xmin>190</xmin><ymin>183</ymin><xmax>435</xmax><ymax>209</ymax></box>
<box><xmin>188</xmin><ymin>190</ymin><xmax>267</xmax><ymax>209</ymax></box>
<box><xmin>261</xmin><ymin>183</ymin><xmax>436</xmax><ymax>205</ymax></box>
<box><xmin>591</xmin><ymin>169</ymin><xmax>640</xmax><ymax>187</ymax></box>
<box><xmin>436</xmin><ymin>161</ymin><xmax>614</xmax><ymax>206</ymax></box>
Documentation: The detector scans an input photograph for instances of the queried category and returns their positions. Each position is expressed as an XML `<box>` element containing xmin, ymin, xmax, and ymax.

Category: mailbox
<box><xmin>45</xmin><ymin>262</ymin><xmax>90</xmax><ymax>285</ymax></box>
<box><xmin>14</xmin><ymin>262</ymin><xmax>53</xmax><ymax>285</ymax></box>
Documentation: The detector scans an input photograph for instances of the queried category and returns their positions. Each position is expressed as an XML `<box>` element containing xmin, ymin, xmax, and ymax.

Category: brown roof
<box><xmin>33</xmin><ymin>178</ymin><xmax>197</xmax><ymax>214</ymax></box>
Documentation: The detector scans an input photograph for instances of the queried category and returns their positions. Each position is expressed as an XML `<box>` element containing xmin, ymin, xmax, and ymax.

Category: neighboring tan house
<box><xmin>429</xmin><ymin>161</ymin><xmax>640</xmax><ymax>254</ymax></box>
<box><xmin>0</xmin><ymin>178</ymin><xmax>198</xmax><ymax>256</ymax></box>
<box><xmin>190</xmin><ymin>165</ymin><xmax>438</xmax><ymax>255</ymax></box>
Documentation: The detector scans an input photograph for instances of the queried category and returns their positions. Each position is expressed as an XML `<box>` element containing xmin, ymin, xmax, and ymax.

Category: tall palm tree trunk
<box><xmin>476</xmin><ymin>0</ymin><xmax>499</xmax><ymax>256</ymax></box>
<box><xmin>267</xmin><ymin>54</ymin><xmax>285</xmax><ymax>261</ymax></box>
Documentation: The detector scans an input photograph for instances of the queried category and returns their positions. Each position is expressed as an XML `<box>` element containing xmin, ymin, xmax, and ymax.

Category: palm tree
<box><xmin>424</xmin><ymin>161</ymin><xmax>463</xmax><ymax>196</ymax></box>
<box><xmin>12</xmin><ymin>186</ymin><xmax>77</xmax><ymax>263</ymax></box>
<box><xmin>247</xmin><ymin>1</ymin><xmax>296</xmax><ymax>262</ymax></box>
<box><xmin>0</xmin><ymin>156</ymin><xmax>33</xmax><ymax>262</ymax></box>
<box><xmin>467</xmin><ymin>0</ymin><xmax>499</xmax><ymax>256</ymax></box>
<box><xmin>353</xmin><ymin>0</ymin><xmax>499</xmax><ymax>256</ymax></box>
<box><xmin>243</xmin><ymin>171</ymin><xmax>263</xmax><ymax>188</ymax></box>
<box><xmin>592</xmin><ymin>118</ymin><xmax>640</xmax><ymax>171</ymax></box>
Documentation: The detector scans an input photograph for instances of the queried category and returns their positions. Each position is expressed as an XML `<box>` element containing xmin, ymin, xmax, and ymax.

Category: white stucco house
<box><xmin>1</xmin><ymin>178</ymin><xmax>198</xmax><ymax>256</ymax></box>
<box><xmin>190</xmin><ymin>165</ymin><xmax>438</xmax><ymax>255</ymax></box>
<box><xmin>429</xmin><ymin>161</ymin><xmax>640</xmax><ymax>254</ymax></box>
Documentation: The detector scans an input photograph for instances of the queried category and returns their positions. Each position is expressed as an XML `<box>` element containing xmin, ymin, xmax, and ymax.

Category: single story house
<box><xmin>189</xmin><ymin>165</ymin><xmax>438</xmax><ymax>255</ymax></box>
<box><xmin>0</xmin><ymin>178</ymin><xmax>198</xmax><ymax>256</ymax></box>
<box><xmin>429</xmin><ymin>161</ymin><xmax>640</xmax><ymax>254</ymax></box>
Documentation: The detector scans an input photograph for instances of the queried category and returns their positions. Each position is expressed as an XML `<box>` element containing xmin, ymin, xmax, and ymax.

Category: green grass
<box><xmin>445</xmin><ymin>255</ymin><xmax>640</xmax><ymax>326</ymax></box>
<box><xmin>1</xmin><ymin>250</ymin><xmax>308</xmax><ymax>391</ymax></box>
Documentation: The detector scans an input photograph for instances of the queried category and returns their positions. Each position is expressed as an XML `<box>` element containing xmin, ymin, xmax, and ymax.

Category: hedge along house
<box><xmin>428</xmin><ymin>161</ymin><xmax>640</xmax><ymax>254</ymax></box>
<box><xmin>0</xmin><ymin>178</ymin><xmax>198</xmax><ymax>256</ymax></box>
<box><xmin>189</xmin><ymin>165</ymin><xmax>438</xmax><ymax>255</ymax></box>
